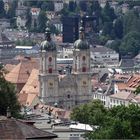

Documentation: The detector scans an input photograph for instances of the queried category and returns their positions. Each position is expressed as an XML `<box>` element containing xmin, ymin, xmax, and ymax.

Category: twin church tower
<box><xmin>39</xmin><ymin>23</ymin><xmax>91</xmax><ymax>109</ymax></box>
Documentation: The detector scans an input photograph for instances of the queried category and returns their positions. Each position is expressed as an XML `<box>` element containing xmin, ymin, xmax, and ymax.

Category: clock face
<box><xmin>83</xmin><ymin>81</ymin><xmax>87</xmax><ymax>85</ymax></box>
<box><xmin>48</xmin><ymin>80</ymin><xmax>54</xmax><ymax>88</ymax></box>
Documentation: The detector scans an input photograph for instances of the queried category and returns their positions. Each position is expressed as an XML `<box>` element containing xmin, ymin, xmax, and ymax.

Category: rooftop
<box><xmin>0</xmin><ymin>117</ymin><xmax>57</xmax><ymax>139</ymax></box>
<box><xmin>5</xmin><ymin>58</ymin><xmax>39</xmax><ymax>84</ymax></box>
<box><xmin>90</xmin><ymin>45</ymin><xmax>116</xmax><ymax>53</ymax></box>
<box><xmin>110</xmin><ymin>92</ymin><xmax>135</xmax><ymax>100</ymax></box>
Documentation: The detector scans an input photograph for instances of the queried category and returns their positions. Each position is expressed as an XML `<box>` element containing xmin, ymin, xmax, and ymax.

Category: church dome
<box><xmin>41</xmin><ymin>28</ymin><xmax>56</xmax><ymax>51</ymax></box>
<box><xmin>74</xmin><ymin>27</ymin><xmax>89</xmax><ymax>50</ymax></box>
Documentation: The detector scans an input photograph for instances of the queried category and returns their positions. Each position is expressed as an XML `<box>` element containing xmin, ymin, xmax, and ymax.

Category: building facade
<box><xmin>90</xmin><ymin>45</ymin><xmax>119</xmax><ymax>67</ymax></box>
<box><xmin>39</xmin><ymin>26</ymin><xmax>91</xmax><ymax>109</ymax></box>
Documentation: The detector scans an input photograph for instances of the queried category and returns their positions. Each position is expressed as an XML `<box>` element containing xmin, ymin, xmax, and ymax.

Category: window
<box><xmin>48</xmin><ymin>68</ymin><xmax>52</xmax><ymax>73</ymax></box>
<box><xmin>82</xmin><ymin>56</ymin><xmax>86</xmax><ymax>61</ymax></box>
<box><xmin>48</xmin><ymin>57</ymin><xmax>52</xmax><ymax>62</ymax></box>
<box><xmin>82</xmin><ymin>67</ymin><xmax>86</xmax><ymax>72</ymax></box>
<box><xmin>67</xmin><ymin>94</ymin><xmax>70</xmax><ymax>98</ymax></box>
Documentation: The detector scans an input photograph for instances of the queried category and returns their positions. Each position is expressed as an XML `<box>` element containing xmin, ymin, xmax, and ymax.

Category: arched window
<box><xmin>82</xmin><ymin>67</ymin><xmax>86</xmax><ymax>72</ymax></box>
<box><xmin>48</xmin><ymin>57</ymin><xmax>52</xmax><ymax>62</ymax></box>
<box><xmin>82</xmin><ymin>56</ymin><xmax>86</xmax><ymax>61</ymax></box>
<box><xmin>67</xmin><ymin>94</ymin><xmax>70</xmax><ymax>98</ymax></box>
<box><xmin>48</xmin><ymin>68</ymin><xmax>52</xmax><ymax>73</ymax></box>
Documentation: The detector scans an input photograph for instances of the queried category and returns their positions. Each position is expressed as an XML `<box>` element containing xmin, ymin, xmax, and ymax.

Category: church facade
<box><xmin>39</xmin><ymin>26</ymin><xmax>92</xmax><ymax>110</ymax></box>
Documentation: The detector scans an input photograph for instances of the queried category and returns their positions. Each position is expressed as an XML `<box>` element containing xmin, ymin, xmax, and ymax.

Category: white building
<box><xmin>30</xmin><ymin>8</ymin><xmax>40</xmax><ymax>28</ymax></box>
<box><xmin>90</xmin><ymin>45</ymin><xmax>119</xmax><ymax>67</ymax></box>
<box><xmin>109</xmin><ymin>92</ymin><xmax>135</xmax><ymax>108</ymax></box>
<box><xmin>93</xmin><ymin>91</ymin><xmax>136</xmax><ymax>108</ymax></box>
<box><xmin>16</xmin><ymin>16</ymin><xmax>26</xmax><ymax>29</ymax></box>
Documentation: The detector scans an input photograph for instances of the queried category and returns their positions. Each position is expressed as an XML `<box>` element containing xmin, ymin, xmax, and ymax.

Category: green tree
<box><xmin>5</xmin><ymin>0</ymin><xmax>17</xmax><ymax>19</ymax></box>
<box><xmin>114</xmin><ymin>17</ymin><xmax>123</xmax><ymax>39</ymax></box>
<box><xmin>71</xmin><ymin>100</ymin><xmax>107</xmax><ymax>125</ymax></box>
<box><xmin>119</xmin><ymin>31</ymin><xmax>140</xmax><ymax>56</ymax></box>
<box><xmin>102</xmin><ymin>1</ymin><xmax>116</xmax><ymax>22</ymax></box>
<box><xmin>101</xmin><ymin>1</ymin><xmax>116</xmax><ymax>38</ymax></box>
<box><xmin>123</xmin><ymin>10</ymin><xmax>140</xmax><ymax>35</ymax></box>
<box><xmin>38</xmin><ymin>10</ymin><xmax>47</xmax><ymax>33</ymax></box>
<box><xmin>134</xmin><ymin>85</ymin><xmax>140</xmax><ymax>95</ymax></box>
<box><xmin>68</xmin><ymin>1</ymin><xmax>76</xmax><ymax>12</ymax></box>
<box><xmin>89</xmin><ymin>1</ymin><xmax>101</xmax><ymax>16</ymax></box>
<box><xmin>0</xmin><ymin>1</ymin><xmax>5</xmax><ymax>18</ymax></box>
<box><xmin>26</xmin><ymin>8</ymin><xmax>32</xmax><ymax>30</ymax></box>
<box><xmin>79</xmin><ymin>1</ymin><xmax>87</xmax><ymax>12</ymax></box>
<box><xmin>0</xmin><ymin>64</ymin><xmax>20</xmax><ymax>118</ymax></box>
<box><xmin>60</xmin><ymin>3</ymin><xmax>69</xmax><ymax>17</ymax></box>
<box><xmin>85</xmin><ymin>104</ymin><xmax>140</xmax><ymax>139</ymax></box>
<box><xmin>102</xmin><ymin>22</ymin><xmax>113</xmax><ymax>36</ymax></box>
<box><xmin>41</xmin><ymin>1</ymin><xmax>54</xmax><ymax>11</ymax></box>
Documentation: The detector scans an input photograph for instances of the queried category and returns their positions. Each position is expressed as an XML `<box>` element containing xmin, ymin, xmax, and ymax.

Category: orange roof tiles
<box><xmin>4</xmin><ymin>64</ymin><xmax>16</xmax><ymax>72</ymax></box>
<box><xmin>5</xmin><ymin>58</ymin><xmax>39</xmax><ymax>84</ymax></box>
<box><xmin>18</xmin><ymin>92</ymin><xmax>38</xmax><ymax>106</ymax></box>
<box><xmin>18</xmin><ymin>69</ymin><xmax>39</xmax><ymax>106</ymax></box>
<box><xmin>20</xmin><ymin>69</ymin><xmax>39</xmax><ymax>95</ymax></box>
<box><xmin>116</xmin><ymin>74</ymin><xmax>140</xmax><ymax>91</ymax></box>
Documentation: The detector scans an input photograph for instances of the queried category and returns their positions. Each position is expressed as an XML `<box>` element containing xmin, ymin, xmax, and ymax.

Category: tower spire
<box><xmin>45</xmin><ymin>20</ymin><xmax>51</xmax><ymax>41</ymax></box>
<box><xmin>79</xmin><ymin>20</ymin><xmax>85</xmax><ymax>40</ymax></box>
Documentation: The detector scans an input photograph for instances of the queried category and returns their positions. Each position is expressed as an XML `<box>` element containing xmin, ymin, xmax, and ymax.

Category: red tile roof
<box><xmin>5</xmin><ymin>58</ymin><xmax>39</xmax><ymax>84</ymax></box>
<box><xmin>116</xmin><ymin>74</ymin><xmax>140</xmax><ymax>91</ymax></box>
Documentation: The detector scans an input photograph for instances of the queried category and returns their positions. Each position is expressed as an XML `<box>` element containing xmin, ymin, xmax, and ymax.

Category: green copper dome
<box><xmin>41</xmin><ymin>27</ymin><xmax>56</xmax><ymax>51</ymax></box>
<box><xmin>74</xmin><ymin>27</ymin><xmax>89</xmax><ymax>50</ymax></box>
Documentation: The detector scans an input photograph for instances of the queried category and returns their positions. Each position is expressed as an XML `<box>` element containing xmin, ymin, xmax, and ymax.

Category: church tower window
<box><xmin>67</xmin><ymin>94</ymin><xmax>70</xmax><ymax>98</ymax></box>
<box><xmin>48</xmin><ymin>68</ymin><xmax>52</xmax><ymax>73</ymax></box>
<box><xmin>82</xmin><ymin>67</ymin><xmax>86</xmax><ymax>72</ymax></box>
<box><xmin>48</xmin><ymin>57</ymin><xmax>52</xmax><ymax>62</ymax></box>
<box><xmin>82</xmin><ymin>56</ymin><xmax>86</xmax><ymax>61</ymax></box>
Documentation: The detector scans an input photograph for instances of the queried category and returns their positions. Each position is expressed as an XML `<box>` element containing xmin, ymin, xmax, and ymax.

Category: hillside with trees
<box><xmin>0</xmin><ymin>64</ymin><xmax>21</xmax><ymax>118</ymax></box>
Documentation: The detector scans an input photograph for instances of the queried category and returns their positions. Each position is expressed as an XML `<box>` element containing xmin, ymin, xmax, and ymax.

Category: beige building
<box><xmin>39</xmin><ymin>26</ymin><xmax>92</xmax><ymax>110</ymax></box>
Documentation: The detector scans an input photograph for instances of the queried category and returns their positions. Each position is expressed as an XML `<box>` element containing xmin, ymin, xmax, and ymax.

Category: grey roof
<box><xmin>0</xmin><ymin>117</ymin><xmax>57</xmax><ymax>139</ymax></box>
<box><xmin>120</xmin><ymin>59</ymin><xmax>134</xmax><ymax>68</ymax></box>
<box><xmin>91</xmin><ymin>46</ymin><xmax>116</xmax><ymax>54</ymax></box>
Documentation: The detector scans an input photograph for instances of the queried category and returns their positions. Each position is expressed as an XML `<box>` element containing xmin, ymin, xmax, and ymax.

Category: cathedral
<box><xmin>39</xmin><ymin>24</ymin><xmax>92</xmax><ymax>110</ymax></box>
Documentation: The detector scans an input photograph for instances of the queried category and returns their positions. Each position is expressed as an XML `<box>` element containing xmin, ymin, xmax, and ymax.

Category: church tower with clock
<box><xmin>39</xmin><ymin>23</ymin><xmax>91</xmax><ymax>109</ymax></box>
<box><xmin>73</xmin><ymin>25</ymin><xmax>91</xmax><ymax>104</ymax></box>
<box><xmin>39</xmin><ymin>27</ymin><xmax>58</xmax><ymax>104</ymax></box>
